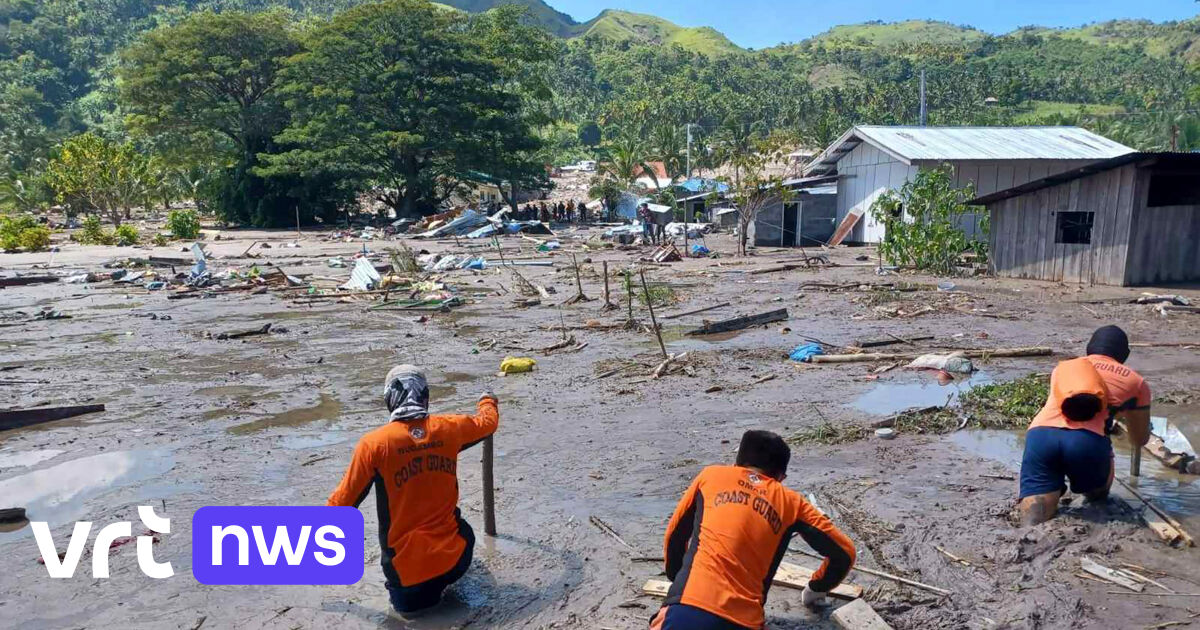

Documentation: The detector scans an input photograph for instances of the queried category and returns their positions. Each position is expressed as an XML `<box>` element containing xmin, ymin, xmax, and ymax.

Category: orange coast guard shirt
<box><xmin>1030</xmin><ymin>356</ymin><xmax>1151</xmax><ymax>437</ymax></box>
<box><xmin>662</xmin><ymin>465</ymin><xmax>856</xmax><ymax>629</ymax></box>
<box><xmin>328</xmin><ymin>398</ymin><xmax>498</xmax><ymax>586</ymax></box>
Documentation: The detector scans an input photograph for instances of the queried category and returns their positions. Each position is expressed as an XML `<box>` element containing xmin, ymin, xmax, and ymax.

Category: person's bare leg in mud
<box><xmin>1083</xmin><ymin>457</ymin><xmax>1116</xmax><ymax>503</ymax></box>
<box><xmin>1019</xmin><ymin>491</ymin><xmax>1062</xmax><ymax>526</ymax></box>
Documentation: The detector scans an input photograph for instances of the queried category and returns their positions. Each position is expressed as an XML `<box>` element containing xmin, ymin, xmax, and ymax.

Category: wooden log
<box><xmin>809</xmin><ymin>347</ymin><xmax>1052</xmax><ymax>364</ymax></box>
<box><xmin>661</xmin><ymin>302</ymin><xmax>732</xmax><ymax>320</ymax></box>
<box><xmin>0</xmin><ymin>275</ymin><xmax>58</xmax><ymax>288</ymax></box>
<box><xmin>216</xmin><ymin>323</ymin><xmax>273</xmax><ymax>340</ymax></box>
<box><xmin>0</xmin><ymin>404</ymin><xmax>105</xmax><ymax>432</ymax></box>
<box><xmin>831</xmin><ymin>599</ymin><xmax>893</xmax><ymax>630</ymax></box>
<box><xmin>748</xmin><ymin>264</ymin><xmax>804</xmax><ymax>275</ymax></box>
<box><xmin>685</xmin><ymin>308</ymin><xmax>789</xmax><ymax>336</ymax></box>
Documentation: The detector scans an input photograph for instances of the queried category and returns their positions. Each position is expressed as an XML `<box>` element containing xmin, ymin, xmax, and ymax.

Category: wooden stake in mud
<box><xmin>493</xmin><ymin>235</ymin><xmax>506</xmax><ymax>266</ymax></box>
<box><xmin>482</xmin><ymin>435</ymin><xmax>496</xmax><ymax>536</ymax></box>
<box><xmin>640</xmin><ymin>269</ymin><xmax>668</xmax><ymax>359</ymax></box>
<box><xmin>625</xmin><ymin>271</ymin><xmax>635</xmax><ymax>323</ymax></box>
<box><xmin>602</xmin><ymin>261</ymin><xmax>615</xmax><ymax>310</ymax></box>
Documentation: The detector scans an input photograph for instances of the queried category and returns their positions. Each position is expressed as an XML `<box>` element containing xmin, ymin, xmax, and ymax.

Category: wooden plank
<box><xmin>686</xmin><ymin>309</ymin><xmax>788</xmax><ymax>336</ymax></box>
<box><xmin>642</xmin><ymin>560</ymin><xmax>864</xmax><ymax>601</ymax></box>
<box><xmin>828</xmin><ymin>211</ymin><xmax>862</xmax><ymax>246</ymax></box>
<box><xmin>832</xmin><ymin>599</ymin><xmax>893</xmax><ymax>630</ymax></box>
<box><xmin>852</xmin><ymin>335</ymin><xmax>934</xmax><ymax>349</ymax></box>
<box><xmin>0</xmin><ymin>404</ymin><xmax>106</xmax><ymax>432</ymax></box>
<box><xmin>1081</xmin><ymin>557</ymin><xmax>1144</xmax><ymax>592</ymax></box>
<box><xmin>0</xmin><ymin>275</ymin><xmax>58</xmax><ymax>288</ymax></box>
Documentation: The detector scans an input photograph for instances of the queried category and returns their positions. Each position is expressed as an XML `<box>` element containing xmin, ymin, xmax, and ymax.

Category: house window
<box><xmin>1056</xmin><ymin>211</ymin><xmax>1094</xmax><ymax>244</ymax></box>
<box><xmin>1148</xmin><ymin>173</ymin><xmax>1200</xmax><ymax>207</ymax></box>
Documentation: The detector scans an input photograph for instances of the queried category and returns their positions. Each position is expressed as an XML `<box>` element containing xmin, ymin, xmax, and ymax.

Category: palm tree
<box><xmin>599</xmin><ymin>132</ymin><xmax>655</xmax><ymax>192</ymax></box>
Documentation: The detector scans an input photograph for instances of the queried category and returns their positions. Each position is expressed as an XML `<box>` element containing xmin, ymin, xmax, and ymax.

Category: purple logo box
<box><xmin>192</xmin><ymin>506</ymin><xmax>364</xmax><ymax>585</ymax></box>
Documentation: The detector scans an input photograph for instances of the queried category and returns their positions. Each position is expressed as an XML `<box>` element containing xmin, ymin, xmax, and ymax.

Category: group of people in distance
<box><xmin>513</xmin><ymin>199</ymin><xmax>591</xmax><ymax>224</ymax></box>
<box><xmin>326</xmin><ymin>324</ymin><xmax>1152</xmax><ymax>629</ymax></box>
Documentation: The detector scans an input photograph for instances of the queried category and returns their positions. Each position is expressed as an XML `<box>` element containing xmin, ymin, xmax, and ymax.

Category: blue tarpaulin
<box><xmin>788</xmin><ymin>342</ymin><xmax>825</xmax><ymax>363</ymax></box>
<box><xmin>677</xmin><ymin>178</ymin><xmax>729</xmax><ymax>194</ymax></box>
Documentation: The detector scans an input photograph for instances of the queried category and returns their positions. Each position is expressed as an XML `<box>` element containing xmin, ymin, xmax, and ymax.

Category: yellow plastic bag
<box><xmin>500</xmin><ymin>356</ymin><xmax>536</xmax><ymax>375</ymax></box>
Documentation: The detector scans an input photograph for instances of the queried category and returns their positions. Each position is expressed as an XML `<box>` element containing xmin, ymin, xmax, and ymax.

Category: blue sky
<box><xmin>547</xmin><ymin>0</ymin><xmax>1200</xmax><ymax>49</ymax></box>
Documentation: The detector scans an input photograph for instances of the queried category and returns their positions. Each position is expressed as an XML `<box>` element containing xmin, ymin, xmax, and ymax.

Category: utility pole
<box><xmin>919</xmin><ymin>69</ymin><xmax>927</xmax><ymax>126</ymax></box>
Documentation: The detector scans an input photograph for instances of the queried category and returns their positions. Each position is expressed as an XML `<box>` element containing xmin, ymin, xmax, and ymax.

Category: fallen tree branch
<box><xmin>809</xmin><ymin>347</ymin><xmax>1052</xmax><ymax>364</ymax></box>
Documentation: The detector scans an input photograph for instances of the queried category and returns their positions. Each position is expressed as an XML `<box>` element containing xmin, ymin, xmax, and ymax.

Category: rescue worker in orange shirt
<box><xmin>650</xmin><ymin>430</ymin><xmax>856</xmax><ymax>630</ymax></box>
<box><xmin>328</xmin><ymin>365</ymin><xmax>499</xmax><ymax>617</ymax></box>
<box><xmin>1019</xmin><ymin>325</ymin><xmax>1152</xmax><ymax>525</ymax></box>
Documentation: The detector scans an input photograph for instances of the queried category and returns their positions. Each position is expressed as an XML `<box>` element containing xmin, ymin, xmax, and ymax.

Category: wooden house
<box><xmin>971</xmin><ymin>153</ymin><xmax>1200</xmax><ymax>286</ymax></box>
<box><xmin>803</xmin><ymin>126</ymin><xmax>1135</xmax><ymax>244</ymax></box>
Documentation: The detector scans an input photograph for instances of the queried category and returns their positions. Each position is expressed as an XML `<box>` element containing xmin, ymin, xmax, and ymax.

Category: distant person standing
<box><xmin>639</xmin><ymin>203</ymin><xmax>653</xmax><ymax>244</ymax></box>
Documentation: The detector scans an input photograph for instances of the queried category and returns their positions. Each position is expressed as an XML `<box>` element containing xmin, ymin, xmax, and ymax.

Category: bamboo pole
<box><xmin>793</xmin><ymin>549</ymin><xmax>951</xmax><ymax>596</ymax></box>
<box><xmin>1115</xmin><ymin>477</ymin><xmax>1194</xmax><ymax>547</ymax></box>
<box><xmin>640</xmin><ymin>269</ymin><xmax>668</xmax><ymax>359</ymax></box>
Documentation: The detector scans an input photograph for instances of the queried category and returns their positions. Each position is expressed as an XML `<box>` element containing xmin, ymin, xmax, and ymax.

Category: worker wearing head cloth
<box><xmin>328</xmin><ymin>365</ymin><xmax>499</xmax><ymax>617</ymax></box>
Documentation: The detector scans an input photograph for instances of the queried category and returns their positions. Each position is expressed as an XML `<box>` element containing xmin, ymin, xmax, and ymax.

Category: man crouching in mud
<box><xmin>1018</xmin><ymin>326</ymin><xmax>1152</xmax><ymax>526</ymax></box>
<box><xmin>650</xmin><ymin>430</ymin><xmax>856</xmax><ymax>630</ymax></box>
<box><xmin>328</xmin><ymin>365</ymin><xmax>498</xmax><ymax>618</ymax></box>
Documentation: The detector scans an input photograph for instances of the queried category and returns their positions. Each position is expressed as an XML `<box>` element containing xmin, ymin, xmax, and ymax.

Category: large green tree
<box><xmin>119</xmin><ymin>9</ymin><xmax>352</xmax><ymax>226</ymax></box>
<box><xmin>264</xmin><ymin>0</ymin><xmax>546</xmax><ymax>217</ymax></box>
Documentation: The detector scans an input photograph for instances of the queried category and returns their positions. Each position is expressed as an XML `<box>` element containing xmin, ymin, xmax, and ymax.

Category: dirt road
<box><xmin>2</xmin><ymin>228</ymin><xmax>1199</xmax><ymax>629</ymax></box>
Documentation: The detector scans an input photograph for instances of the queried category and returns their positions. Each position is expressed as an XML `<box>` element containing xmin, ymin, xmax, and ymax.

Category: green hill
<box><xmin>809</xmin><ymin>19</ymin><xmax>989</xmax><ymax>48</ymax></box>
<box><xmin>437</xmin><ymin>0</ymin><xmax>577</xmax><ymax>36</ymax></box>
<box><xmin>1017</xmin><ymin>18</ymin><xmax>1200</xmax><ymax>61</ymax></box>
<box><xmin>572</xmin><ymin>9</ymin><xmax>743</xmax><ymax>56</ymax></box>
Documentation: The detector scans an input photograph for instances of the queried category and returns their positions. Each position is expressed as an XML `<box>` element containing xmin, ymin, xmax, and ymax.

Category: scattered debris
<box><xmin>831</xmin><ymin>598</ymin><xmax>893</xmax><ymax>630</ymax></box>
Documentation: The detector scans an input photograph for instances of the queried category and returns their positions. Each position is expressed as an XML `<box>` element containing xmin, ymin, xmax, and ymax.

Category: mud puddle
<box><xmin>0</xmin><ymin>448</ymin><xmax>65</xmax><ymax>469</ymax></box>
<box><xmin>278</xmin><ymin>432</ymin><xmax>353</xmax><ymax>450</ymax></box>
<box><xmin>849</xmin><ymin>372</ymin><xmax>993</xmax><ymax>415</ymax></box>
<box><xmin>194</xmin><ymin>385</ymin><xmax>270</xmax><ymax>397</ymax></box>
<box><xmin>0</xmin><ymin>449</ymin><xmax>175</xmax><ymax>534</ymax></box>
<box><xmin>227</xmin><ymin>393</ymin><xmax>342</xmax><ymax>435</ymax></box>
<box><xmin>949</xmin><ymin>428</ymin><xmax>1200</xmax><ymax>529</ymax></box>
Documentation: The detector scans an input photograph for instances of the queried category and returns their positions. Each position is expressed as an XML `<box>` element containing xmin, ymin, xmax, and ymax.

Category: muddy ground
<box><xmin>2</xmin><ymin>226</ymin><xmax>1200</xmax><ymax>630</ymax></box>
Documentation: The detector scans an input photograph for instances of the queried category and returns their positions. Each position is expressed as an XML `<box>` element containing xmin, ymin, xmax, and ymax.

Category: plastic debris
<box><xmin>327</xmin><ymin>257</ymin><xmax>348</xmax><ymax>268</ymax></box>
<box><xmin>690</xmin><ymin>245</ymin><xmax>711</xmax><ymax>257</ymax></box>
<box><xmin>537</xmin><ymin>241</ymin><xmax>561</xmax><ymax>252</ymax></box>
<box><xmin>907</xmin><ymin>352</ymin><xmax>974</xmax><ymax>374</ymax></box>
<box><xmin>788</xmin><ymin>342</ymin><xmax>825</xmax><ymax>363</ymax></box>
<box><xmin>500</xmin><ymin>357</ymin><xmax>536</xmax><ymax>374</ymax></box>
<box><xmin>145</xmin><ymin>281</ymin><xmax>166</xmax><ymax>291</ymax></box>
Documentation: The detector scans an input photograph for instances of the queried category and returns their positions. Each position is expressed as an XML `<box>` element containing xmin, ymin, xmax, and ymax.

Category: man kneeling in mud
<box><xmin>328</xmin><ymin>365</ymin><xmax>498</xmax><ymax>617</ymax></box>
<box><xmin>1019</xmin><ymin>326</ymin><xmax>1152</xmax><ymax>525</ymax></box>
<box><xmin>650</xmin><ymin>430</ymin><xmax>856</xmax><ymax>630</ymax></box>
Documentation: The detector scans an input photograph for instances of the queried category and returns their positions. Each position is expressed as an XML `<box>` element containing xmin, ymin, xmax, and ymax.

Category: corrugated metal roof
<box><xmin>971</xmin><ymin>152</ymin><xmax>1200</xmax><ymax>205</ymax></box>
<box><xmin>804</xmin><ymin>126</ymin><xmax>1135</xmax><ymax>176</ymax></box>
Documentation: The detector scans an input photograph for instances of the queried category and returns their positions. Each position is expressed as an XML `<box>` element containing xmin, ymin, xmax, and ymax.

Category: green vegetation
<box><xmin>810</xmin><ymin>20</ymin><xmax>988</xmax><ymax>49</ymax></box>
<box><xmin>0</xmin><ymin>215</ymin><xmax>49</xmax><ymax>251</ymax></box>
<box><xmin>166</xmin><ymin>209</ymin><xmax>200</xmax><ymax>240</ymax></box>
<box><xmin>574</xmin><ymin>10</ymin><xmax>742</xmax><ymax>57</ymax></box>
<box><xmin>790</xmin><ymin>373</ymin><xmax>1050</xmax><ymax>446</ymax></box>
<box><xmin>2</xmin><ymin>0</ymin><xmax>1200</xmax><ymax>236</ymax></box>
<box><xmin>870</xmin><ymin>167</ymin><xmax>987</xmax><ymax>276</ymax></box>
<box><xmin>114</xmin><ymin>223</ymin><xmax>139</xmax><ymax>246</ymax></box>
<box><xmin>75</xmin><ymin>215</ymin><xmax>115</xmax><ymax>245</ymax></box>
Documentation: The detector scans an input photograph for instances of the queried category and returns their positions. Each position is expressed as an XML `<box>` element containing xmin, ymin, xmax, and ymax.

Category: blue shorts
<box><xmin>1019</xmin><ymin>427</ymin><xmax>1113</xmax><ymax>499</ymax></box>
<box><xmin>651</xmin><ymin>604</ymin><xmax>752</xmax><ymax>630</ymax></box>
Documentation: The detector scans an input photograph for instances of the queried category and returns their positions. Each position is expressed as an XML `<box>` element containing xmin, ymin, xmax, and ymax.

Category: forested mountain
<box><xmin>2</xmin><ymin>0</ymin><xmax>1199</xmax><ymax>226</ymax></box>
